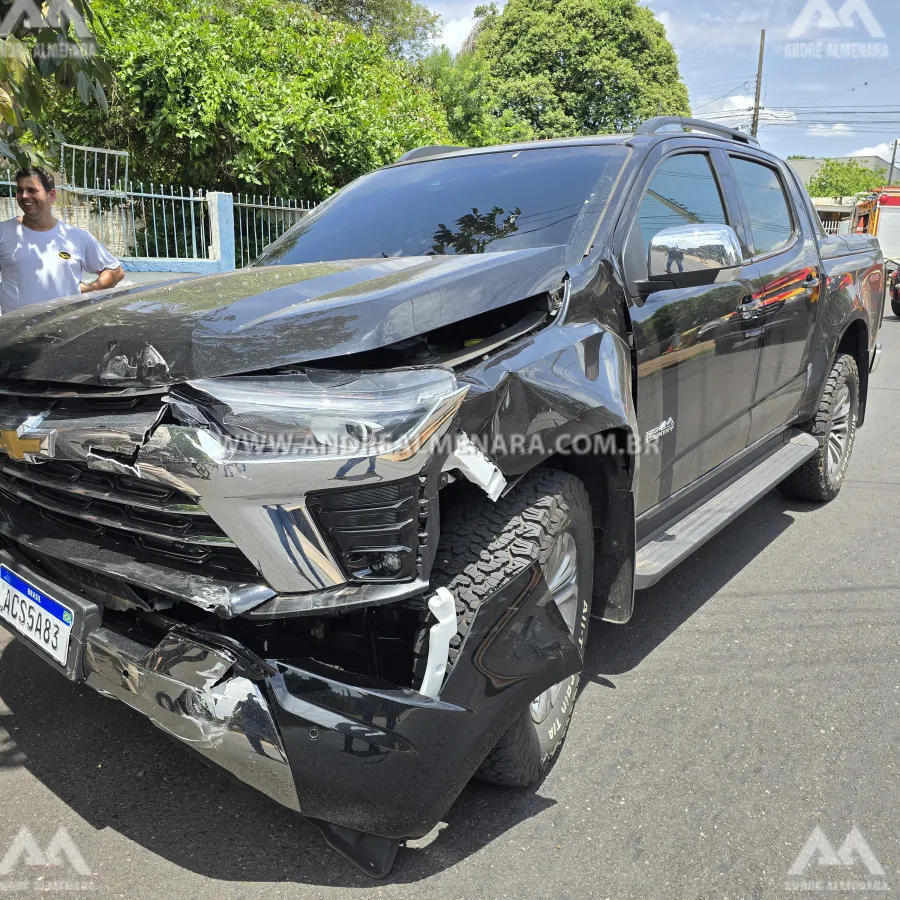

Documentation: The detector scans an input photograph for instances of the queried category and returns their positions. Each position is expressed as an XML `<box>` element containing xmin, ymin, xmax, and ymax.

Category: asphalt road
<box><xmin>1</xmin><ymin>314</ymin><xmax>899</xmax><ymax>899</ymax></box>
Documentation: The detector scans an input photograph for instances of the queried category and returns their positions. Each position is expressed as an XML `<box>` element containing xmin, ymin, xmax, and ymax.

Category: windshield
<box><xmin>255</xmin><ymin>145</ymin><xmax>628</xmax><ymax>266</ymax></box>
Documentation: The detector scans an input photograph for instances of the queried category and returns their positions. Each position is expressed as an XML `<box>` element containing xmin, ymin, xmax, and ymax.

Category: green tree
<box><xmin>307</xmin><ymin>0</ymin><xmax>441</xmax><ymax>58</ymax></box>
<box><xmin>421</xmin><ymin>46</ymin><xmax>534</xmax><ymax>146</ymax></box>
<box><xmin>43</xmin><ymin>0</ymin><xmax>451</xmax><ymax>197</ymax></box>
<box><xmin>427</xmin><ymin>0</ymin><xmax>689</xmax><ymax>145</ymax></box>
<box><xmin>807</xmin><ymin>158</ymin><xmax>889</xmax><ymax>198</ymax></box>
<box><xmin>0</xmin><ymin>0</ymin><xmax>110</xmax><ymax>166</ymax></box>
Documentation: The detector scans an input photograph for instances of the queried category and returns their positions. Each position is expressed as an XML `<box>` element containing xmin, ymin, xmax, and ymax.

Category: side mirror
<box><xmin>648</xmin><ymin>224</ymin><xmax>743</xmax><ymax>280</ymax></box>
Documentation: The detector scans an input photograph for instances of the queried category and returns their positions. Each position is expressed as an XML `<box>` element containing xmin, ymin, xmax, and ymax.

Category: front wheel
<box><xmin>416</xmin><ymin>469</ymin><xmax>593</xmax><ymax>787</ymax></box>
<box><xmin>779</xmin><ymin>352</ymin><xmax>859</xmax><ymax>503</ymax></box>
<box><xmin>891</xmin><ymin>294</ymin><xmax>900</xmax><ymax>318</ymax></box>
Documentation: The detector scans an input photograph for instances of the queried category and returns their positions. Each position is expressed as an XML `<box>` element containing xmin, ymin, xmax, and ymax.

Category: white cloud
<box><xmin>849</xmin><ymin>141</ymin><xmax>896</xmax><ymax>159</ymax></box>
<box><xmin>696</xmin><ymin>94</ymin><xmax>754</xmax><ymax>115</ymax></box>
<box><xmin>436</xmin><ymin>14</ymin><xmax>477</xmax><ymax>53</ymax></box>
<box><xmin>695</xmin><ymin>95</ymin><xmax>805</xmax><ymax>141</ymax></box>
<box><xmin>806</xmin><ymin>123</ymin><xmax>854</xmax><ymax>137</ymax></box>
<box><xmin>694</xmin><ymin>94</ymin><xmax>757</xmax><ymax>129</ymax></box>
<box><xmin>650</xmin><ymin>1</ymin><xmax>782</xmax><ymax>49</ymax></box>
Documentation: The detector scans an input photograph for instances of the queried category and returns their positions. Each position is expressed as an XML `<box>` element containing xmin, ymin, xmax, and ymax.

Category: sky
<box><xmin>426</xmin><ymin>0</ymin><xmax>900</xmax><ymax>163</ymax></box>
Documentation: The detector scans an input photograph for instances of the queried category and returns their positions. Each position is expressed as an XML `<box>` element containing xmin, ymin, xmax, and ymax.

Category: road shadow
<box><xmin>0</xmin><ymin>634</ymin><xmax>554</xmax><ymax>887</ymax></box>
<box><xmin>583</xmin><ymin>491</ymin><xmax>795</xmax><ymax>680</ymax></box>
<box><xmin>0</xmin><ymin>491</ymin><xmax>799</xmax><ymax>886</ymax></box>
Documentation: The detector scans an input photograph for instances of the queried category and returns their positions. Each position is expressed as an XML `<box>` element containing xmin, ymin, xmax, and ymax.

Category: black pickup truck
<box><xmin>0</xmin><ymin>117</ymin><xmax>885</xmax><ymax>877</ymax></box>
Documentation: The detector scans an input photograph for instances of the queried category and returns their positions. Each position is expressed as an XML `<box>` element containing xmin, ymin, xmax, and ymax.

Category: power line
<box><xmin>686</xmin><ymin>73</ymin><xmax>756</xmax><ymax>87</ymax></box>
<box><xmin>693</xmin><ymin>83</ymin><xmax>754</xmax><ymax>112</ymax></box>
<box><xmin>772</xmin><ymin>104</ymin><xmax>900</xmax><ymax>110</ymax></box>
<box><xmin>801</xmin><ymin>64</ymin><xmax>900</xmax><ymax>107</ymax></box>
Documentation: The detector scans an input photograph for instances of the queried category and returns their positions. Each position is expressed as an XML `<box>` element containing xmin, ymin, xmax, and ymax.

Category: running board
<box><xmin>635</xmin><ymin>432</ymin><xmax>819</xmax><ymax>589</ymax></box>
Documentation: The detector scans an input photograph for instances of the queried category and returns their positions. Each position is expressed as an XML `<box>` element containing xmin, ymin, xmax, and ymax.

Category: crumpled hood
<box><xmin>0</xmin><ymin>247</ymin><xmax>567</xmax><ymax>387</ymax></box>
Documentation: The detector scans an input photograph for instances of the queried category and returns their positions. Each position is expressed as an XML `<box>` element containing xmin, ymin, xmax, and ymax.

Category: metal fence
<box><xmin>60</xmin><ymin>143</ymin><xmax>129</xmax><ymax>192</ymax></box>
<box><xmin>1</xmin><ymin>169</ymin><xmax>315</xmax><ymax>265</ymax></box>
<box><xmin>0</xmin><ymin>171</ymin><xmax>209</xmax><ymax>260</ymax></box>
<box><xmin>121</xmin><ymin>184</ymin><xmax>209</xmax><ymax>259</ymax></box>
<box><xmin>234</xmin><ymin>194</ymin><xmax>315</xmax><ymax>267</ymax></box>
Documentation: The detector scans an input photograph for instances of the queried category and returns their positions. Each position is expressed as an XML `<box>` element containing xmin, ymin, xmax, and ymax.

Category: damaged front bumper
<box><xmin>0</xmin><ymin>546</ymin><xmax>582</xmax><ymax>877</ymax></box>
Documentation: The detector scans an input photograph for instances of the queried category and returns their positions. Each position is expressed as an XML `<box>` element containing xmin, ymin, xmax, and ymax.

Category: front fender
<box><xmin>455</xmin><ymin>320</ymin><xmax>639</xmax><ymax>625</ymax></box>
<box><xmin>457</xmin><ymin>321</ymin><xmax>638</xmax><ymax>479</ymax></box>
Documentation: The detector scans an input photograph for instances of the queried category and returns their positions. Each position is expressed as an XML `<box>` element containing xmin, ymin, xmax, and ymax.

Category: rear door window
<box><xmin>730</xmin><ymin>157</ymin><xmax>795</xmax><ymax>256</ymax></box>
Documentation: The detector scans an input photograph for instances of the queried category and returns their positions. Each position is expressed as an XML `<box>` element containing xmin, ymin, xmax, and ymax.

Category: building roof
<box><xmin>789</xmin><ymin>155</ymin><xmax>900</xmax><ymax>186</ymax></box>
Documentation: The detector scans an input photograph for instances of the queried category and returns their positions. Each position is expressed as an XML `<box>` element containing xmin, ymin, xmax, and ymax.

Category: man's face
<box><xmin>16</xmin><ymin>176</ymin><xmax>55</xmax><ymax>218</ymax></box>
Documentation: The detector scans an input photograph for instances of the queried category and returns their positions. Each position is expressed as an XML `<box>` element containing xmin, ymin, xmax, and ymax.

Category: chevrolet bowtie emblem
<box><xmin>0</xmin><ymin>413</ymin><xmax>57</xmax><ymax>461</ymax></box>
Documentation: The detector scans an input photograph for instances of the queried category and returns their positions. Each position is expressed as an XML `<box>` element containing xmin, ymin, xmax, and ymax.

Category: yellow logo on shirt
<box><xmin>58</xmin><ymin>251</ymin><xmax>71</xmax><ymax>260</ymax></box>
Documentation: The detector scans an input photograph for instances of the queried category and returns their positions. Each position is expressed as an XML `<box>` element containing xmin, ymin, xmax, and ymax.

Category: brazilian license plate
<box><xmin>0</xmin><ymin>565</ymin><xmax>73</xmax><ymax>665</ymax></box>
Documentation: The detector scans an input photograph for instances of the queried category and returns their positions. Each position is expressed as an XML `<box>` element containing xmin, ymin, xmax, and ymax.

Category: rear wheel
<box><xmin>891</xmin><ymin>294</ymin><xmax>900</xmax><ymax>318</ymax></box>
<box><xmin>416</xmin><ymin>469</ymin><xmax>593</xmax><ymax>787</ymax></box>
<box><xmin>779</xmin><ymin>352</ymin><xmax>859</xmax><ymax>503</ymax></box>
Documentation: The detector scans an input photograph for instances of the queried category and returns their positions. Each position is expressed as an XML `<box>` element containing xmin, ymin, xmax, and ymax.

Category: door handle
<box><xmin>799</xmin><ymin>274</ymin><xmax>820</xmax><ymax>301</ymax></box>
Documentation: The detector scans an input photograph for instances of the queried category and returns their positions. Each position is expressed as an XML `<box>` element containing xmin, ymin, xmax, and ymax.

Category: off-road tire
<box><xmin>891</xmin><ymin>294</ymin><xmax>900</xmax><ymax>318</ymax></box>
<box><xmin>778</xmin><ymin>352</ymin><xmax>859</xmax><ymax>503</ymax></box>
<box><xmin>414</xmin><ymin>469</ymin><xmax>593</xmax><ymax>788</ymax></box>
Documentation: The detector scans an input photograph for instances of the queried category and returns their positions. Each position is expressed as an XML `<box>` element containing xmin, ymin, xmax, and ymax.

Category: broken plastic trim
<box><xmin>417</xmin><ymin>587</ymin><xmax>456</xmax><ymax>699</ymax></box>
<box><xmin>441</xmin><ymin>432</ymin><xmax>507</xmax><ymax>501</ymax></box>
<box><xmin>309</xmin><ymin>818</ymin><xmax>401</xmax><ymax>879</ymax></box>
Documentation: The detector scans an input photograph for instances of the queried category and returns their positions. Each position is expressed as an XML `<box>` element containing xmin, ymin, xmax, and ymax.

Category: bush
<box><xmin>44</xmin><ymin>0</ymin><xmax>452</xmax><ymax>198</ymax></box>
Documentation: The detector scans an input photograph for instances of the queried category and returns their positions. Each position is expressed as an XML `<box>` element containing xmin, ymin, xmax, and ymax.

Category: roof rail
<box><xmin>397</xmin><ymin>145</ymin><xmax>469</xmax><ymax>163</ymax></box>
<box><xmin>635</xmin><ymin>117</ymin><xmax>760</xmax><ymax>147</ymax></box>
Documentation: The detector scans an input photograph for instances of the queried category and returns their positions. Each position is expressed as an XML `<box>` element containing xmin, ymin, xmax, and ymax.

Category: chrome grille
<box><xmin>0</xmin><ymin>454</ymin><xmax>257</xmax><ymax>578</ymax></box>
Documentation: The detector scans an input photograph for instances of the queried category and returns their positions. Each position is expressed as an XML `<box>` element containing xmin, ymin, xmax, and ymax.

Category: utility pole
<box><xmin>889</xmin><ymin>139</ymin><xmax>898</xmax><ymax>186</ymax></box>
<box><xmin>751</xmin><ymin>29</ymin><xmax>766</xmax><ymax>138</ymax></box>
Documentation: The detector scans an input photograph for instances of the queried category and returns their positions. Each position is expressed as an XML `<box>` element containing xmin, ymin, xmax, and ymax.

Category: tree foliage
<box><xmin>426</xmin><ymin>0</ymin><xmax>689</xmax><ymax>145</ymax></box>
<box><xmin>430</xmin><ymin>205</ymin><xmax>521</xmax><ymax>254</ymax></box>
<box><xmin>44</xmin><ymin>0</ymin><xmax>451</xmax><ymax>197</ymax></box>
<box><xmin>807</xmin><ymin>158</ymin><xmax>889</xmax><ymax>198</ymax></box>
<box><xmin>421</xmin><ymin>46</ymin><xmax>535</xmax><ymax>146</ymax></box>
<box><xmin>0</xmin><ymin>0</ymin><xmax>109</xmax><ymax>166</ymax></box>
<box><xmin>306</xmin><ymin>0</ymin><xmax>440</xmax><ymax>58</ymax></box>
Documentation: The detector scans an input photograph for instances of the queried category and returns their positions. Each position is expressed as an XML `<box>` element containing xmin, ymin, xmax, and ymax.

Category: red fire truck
<box><xmin>853</xmin><ymin>187</ymin><xmax>900</xmax><ymax>316</ymax></box>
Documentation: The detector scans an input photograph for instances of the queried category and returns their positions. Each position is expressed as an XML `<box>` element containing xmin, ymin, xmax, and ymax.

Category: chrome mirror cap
<box><xmin>648</xmin><ymin>224</ymin><xmax>743</xmax><ymax>279</ymax></box>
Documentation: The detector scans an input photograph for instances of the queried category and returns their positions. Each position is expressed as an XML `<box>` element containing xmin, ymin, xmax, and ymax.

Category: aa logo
<box><xmin>788</xmin><ymin>826</ymin><xmax>886</xmax><ymax>877</ymax></box>
<box><xmin>0</xmin><ymin>0</ymin><xmax>94</xmax><ymax>41</ymax></box>
<box><xmin>0</xmin><ymin>826</ymin><xmax>91</xmax><ymax>877</ymax></box>
<box><xmin>787</xmin><ymin>0</ymin><xmax>886</xmax><ymax>39</ymax></box>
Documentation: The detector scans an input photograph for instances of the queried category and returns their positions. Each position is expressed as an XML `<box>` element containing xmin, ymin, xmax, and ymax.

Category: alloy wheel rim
<box><xmin>827</xmin><ymin>383</ymin><xmax>853</xmax><ymax>476</ymax></box>
<box><xmin>531</xmin><ymin>532</ymin><xmax>579</xmax><ymax>726</ymax></box>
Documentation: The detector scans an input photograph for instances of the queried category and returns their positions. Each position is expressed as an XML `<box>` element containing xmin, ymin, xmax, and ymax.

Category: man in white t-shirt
<box><xmin>0</xmin><ymin>166</ymin><xmax>124</xmax><ymax>314</ymax></box>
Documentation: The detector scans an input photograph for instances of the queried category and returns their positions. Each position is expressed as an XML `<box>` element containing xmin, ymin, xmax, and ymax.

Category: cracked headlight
<box><xmin>167</xmin><ymin>368</ymin><xmax>467</xmax><ymax>459</ymax></box>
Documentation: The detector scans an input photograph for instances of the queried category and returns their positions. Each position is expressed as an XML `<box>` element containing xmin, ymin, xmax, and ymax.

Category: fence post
<box><xmin>207</xmin><ymin>192</ymin><xmax>236</xmax><ymax>272</ymax></box>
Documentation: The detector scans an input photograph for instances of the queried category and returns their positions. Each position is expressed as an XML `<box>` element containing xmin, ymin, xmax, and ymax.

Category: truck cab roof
<box><xmin>393</xmin><ymin>116</ymin><xmax>764</xmax><ymax>168</ymax></box>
